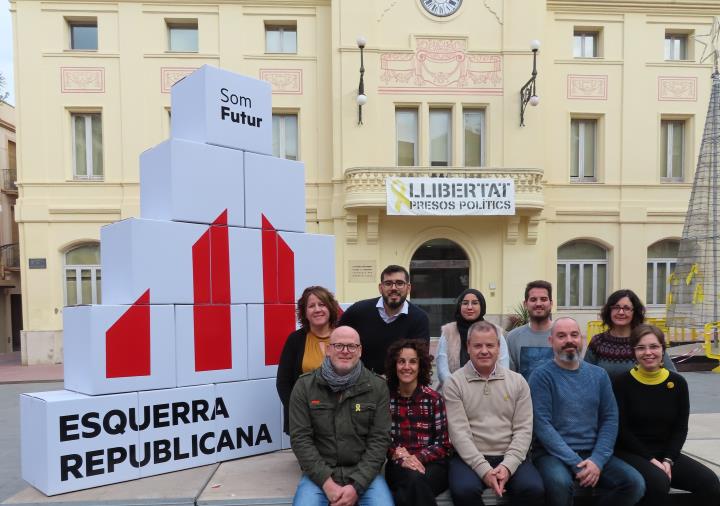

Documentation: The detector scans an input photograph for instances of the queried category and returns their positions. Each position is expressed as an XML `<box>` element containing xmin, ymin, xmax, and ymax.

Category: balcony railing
<box><xmin>2</xmin><ymin>169</ymin><xmax>17</xmax><ymax>193</ymax></box>
<box><xmin>0</xmin><ymin>243</ymin><xmax>19</xmax><ymax>271</ymax></box>
<box><xmin>344</xmin><ymin>166</ymin><xmax>544</xmax><ymax>210</ymax></box>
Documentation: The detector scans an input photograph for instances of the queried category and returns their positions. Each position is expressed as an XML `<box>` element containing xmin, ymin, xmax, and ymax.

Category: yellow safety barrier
<box><xmin>703</xmin><ymin>322</ymin><xmax>720</xmax><ymax>373</ymax></box>
<box><xmin>587</xmin><ymin>318</ymin><xmax>718</xmax><ymax>371</ymax></box>
<box><xmin>587</xmin><ymin>318</ymin><xmax>699</xmax><ymax>343</ymax></box>
<box><xmin>585</xmin><ymin>321</ymin><xmax>606</xmax><ymax>343</ymax></box>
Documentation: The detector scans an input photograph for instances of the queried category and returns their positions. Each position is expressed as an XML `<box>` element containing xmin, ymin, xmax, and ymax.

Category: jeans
<box><xmin>448</xmin><ymin>455</ymin><xmax>545</xmax><ymax>506</ymax></box>
<box><xmin>533</xmin><ymin>451</ymin><xmax>645</xmax><ymax>506</ymax></box>
<box><xmin>292</xmin><ymin>474</ymin><xmax>394</xmax><ymax>505</ymax></box>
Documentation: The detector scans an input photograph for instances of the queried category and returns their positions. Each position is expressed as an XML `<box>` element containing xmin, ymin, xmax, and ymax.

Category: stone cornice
<box><xmin>17</xmin><ymin>0</ymin><xmax>329</xmax><ymax>5</ymax></box>
<box><xmin>547</xmin><ymin>0</ymin><xmax>720</xmax><ymax>14</ymax></box>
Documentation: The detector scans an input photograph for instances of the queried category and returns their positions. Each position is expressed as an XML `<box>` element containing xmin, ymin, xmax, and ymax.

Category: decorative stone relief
<box><xmin>259</xmin><ymin>69</ymin><xmax>303</xmax><ymax>94</ymax></box>
<box><xmin>526</xmin><ymin>216</ymin><xmax>540</xmax><ymax>245</ymax></box>
<box><xmin>346</xmin><ymin>214</ymin><xmax>358</xmax><ymax>245</ymax></box>
<box><xmin>367</xmin><ymin>213</ymin><xmax>379</xmax><ymax>245</ymax></box>
<box><xmin>658</xmin><ymin>77</ymin><xmax>697</xmax><ymax>102</ymax></box>
<box><xmin>506</xmin><ymin>216</ymin><xmax>520</xmax><ymax>244</ymax></box>
<box><xmin>61</xmin><ymin>67</ymin><xmax>105</xmax><ymax>93</ymax></box>
<box><xmin>379</xmin><ymin>38</ymin><xmax>502</xmax><ymax>95</ymax></box>
<box><xmin>567</xmin><ymin>75</ymin><xmax>607</xmax><ymax>100</ymax></box>
<box><xmin>161</xmin><ymin>67</ymin><xmax>196</xmax><ymax>93</ymax></box>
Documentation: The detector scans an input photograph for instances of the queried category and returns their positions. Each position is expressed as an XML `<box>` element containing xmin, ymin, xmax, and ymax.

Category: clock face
<box><xmin>421</xmin><ymin>0</ymin><xmax>462</xmax><ymax>17</ymax></box>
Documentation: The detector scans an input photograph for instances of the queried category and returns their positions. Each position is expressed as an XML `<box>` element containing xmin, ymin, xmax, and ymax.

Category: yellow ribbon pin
<box><xmin>686</xmin><ymin>264</ymin><xmax>699</xmax><ymax>285</ymax></box>
<box><xmin>390</xmin><ymin>178</ymin><xmax>411</xmax><ymax>212</ymax></box>
<box><xmin>355</xmin><ymin>403</ymin><xmax>361</xmax><ymax>412</ymax></box>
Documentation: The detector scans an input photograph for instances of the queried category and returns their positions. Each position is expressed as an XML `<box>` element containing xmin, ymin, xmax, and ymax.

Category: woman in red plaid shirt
<box><xmin>384</xmin><ymin>339</ymin><xmax>452</xmax><ymax>506</ymax></box>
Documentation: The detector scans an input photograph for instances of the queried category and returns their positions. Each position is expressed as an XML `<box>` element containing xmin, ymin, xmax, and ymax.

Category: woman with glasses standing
<box><xmin>277</xmin><ymin>285</ymin><xmax>341</xmax><ymax>434</ymax></box>
<box><xmin>436</xmin><ymin>288</ymin><xmax>509</xmax><ymax>387</ymax></box>
<box><xmin>613</xmin><ymin>324</ymin><xmax>720</xmax><ymax>505</ymax></box>
<box><xmin>585</xmin><ymin>289</ymin><xmax>675</xmax><ymax>380</ymax></box>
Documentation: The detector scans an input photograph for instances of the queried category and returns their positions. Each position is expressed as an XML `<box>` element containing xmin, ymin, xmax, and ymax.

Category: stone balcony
<box><xmin>343</xmin><ymin>166</ymin><xmax>544</xmax><ymax>211</ymax></box>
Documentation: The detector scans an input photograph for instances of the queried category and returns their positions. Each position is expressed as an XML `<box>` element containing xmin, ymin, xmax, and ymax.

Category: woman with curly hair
<box><xmin>276</xmin><ymin>285</ymin><xmax>340</xmax><ymax>434</ymax></box>
<box><xmin>385</xmin><ymin>339</ymin><xmax>451</xmax><ymax>506</ymax></box>
<box><xmin>585</xmin><ymin>288</ymin><xmax>675</xmax><ymax>379</ymax></box>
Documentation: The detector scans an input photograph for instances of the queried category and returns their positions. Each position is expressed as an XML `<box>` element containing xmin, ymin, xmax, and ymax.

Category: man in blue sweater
<box><xmin>528</xmin><ymin>317</ymin><xmax>644</xmax><ymax>506</ymax></box>
<box><xmin>338</xmin><ymin>265</ymin><xmax>430</xmax><ymax>375</ymax></box>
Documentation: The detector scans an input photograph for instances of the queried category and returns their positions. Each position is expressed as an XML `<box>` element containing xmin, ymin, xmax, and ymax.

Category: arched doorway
<box><xmin>410</xmin><ymin>239</ymin><xmax>470</xmax><ymax>336</ymax></box>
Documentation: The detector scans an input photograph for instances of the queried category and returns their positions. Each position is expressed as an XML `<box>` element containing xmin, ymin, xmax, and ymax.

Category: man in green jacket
<box><xmin>289</xmin><ymin>325</ymin><xmax>392</xmax><ymax>505</ymax></box>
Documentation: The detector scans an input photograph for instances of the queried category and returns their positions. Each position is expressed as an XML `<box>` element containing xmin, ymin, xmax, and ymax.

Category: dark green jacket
<box><xmin>289</xmin><ymin>365</ymin><xmax>391</xmax><ymax>495</ymax></box>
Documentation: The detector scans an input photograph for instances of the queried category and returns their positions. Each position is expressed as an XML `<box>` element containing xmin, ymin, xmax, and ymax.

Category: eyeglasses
<box><xmin>382</xmin><ymin>280</ymin><xmax>407</xmax><ymax>288</ymax></box>
<box><xmin>330</xmin><ymin>343</ymin><xmax>361</xmax><ymax>353</ymax></box>
<box><xmin>634</xmin><ymin>344</ymin><xmax>663</xmax><ymax>352</ymax></box>
<box><xmin>611</xmin><ymin>305</ymin><xmax>634</xmax><ymax>313</ymax></box>
<box><xmin>461</xmin><ymin>300</ymin><xmax>480</xmax><ymax>306</ymax></box>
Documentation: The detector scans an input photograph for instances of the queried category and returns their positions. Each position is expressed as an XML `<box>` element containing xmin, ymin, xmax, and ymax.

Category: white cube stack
<box><xmin>21</xmin><ymin>65</ymin><xmax>336</xmax><ymax>495</ymax></box>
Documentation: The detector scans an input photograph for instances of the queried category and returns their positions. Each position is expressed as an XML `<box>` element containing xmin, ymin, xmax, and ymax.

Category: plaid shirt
<box><xmin>388</xmin><ymin>384</ymin><xmax>452</xmax><ymax>464</ymax></box>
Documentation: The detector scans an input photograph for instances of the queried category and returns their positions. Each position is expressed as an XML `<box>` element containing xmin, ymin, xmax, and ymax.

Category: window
<box><xmin>665</xmin><ymin>33</ymin><xmax>688</xmax><ymax>60</ymax></box>
<box><xmin>72</xmin><ymin>113</ymin><xmax>103</xmax><ymax>179</ymax></box>
<box><xmin>661</xmin><ymin>120</ymin><xmax>684</xmax><ymax>180</ymax></box>
<box><xmin>429</xmin><ymin>109</ymin><xmax>451</xmax><ymax>166</ymax></box>
<box><xmin>168</xmin><ymin>21</ymin><xmax>198</xmax><ymax>52</ymax></box>
<box><xmin>265</xmin><ymin>24</ymin><xmax>297</xmax><ymax>54</ymax></box>
<box><xmin>8</xmin><ymin>140</ymin><xmax>15</xmax><ymax>173</ymax></box>
<box><xmin>64</xmin><ymin>244</ymin><xmax>101</xmax><ymax>306</ymax></box>
<box><xmin>557</xmin><ymin>241</ymin><xmax>607</xmax><ymax>308</ymax></box>
<box><xmin>464</xmin><ymin>109</ymin><xmax>485</xmax><ymax>167</ymax></box>
<box><xmin>69</xmin><ymin>20</ymin><xmax>97</xmax><ymax>50</ymax></box>
<box><xmin>571</xmin><ymin>118</ymin><xmax>596</xmax><ymax>181</ymax></box>
<box><xmin>5</xmin><ymin>141</ymin><xmax>16</xmax><ymax>191</ymax></box>
<box><xmin>573</xmin><ymin>31</ymin><xmax>598</xmax><ymax>58</ymax></box>
<box><xmin>272</xmin><ymin>113</ymin><xmax>298</xmax><ymax>160</ymax></box>
<box><xmin>396</xmin><ymin>109</ymin><xmax>418</xmax><ymax>166</ymax></box>
<box><xmin>647</xmin><ymin>240</ymin><xmax>679</xmax><ymax>306</ymax></box>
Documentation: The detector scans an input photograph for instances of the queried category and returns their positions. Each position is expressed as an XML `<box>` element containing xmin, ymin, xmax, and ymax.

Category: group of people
<box><xmin>275</xmin><ymin>265</ymin><xmax>720</xmax><ymax>506</ymax></box>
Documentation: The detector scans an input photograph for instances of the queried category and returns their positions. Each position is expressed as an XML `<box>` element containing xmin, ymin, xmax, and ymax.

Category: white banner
<box><xmin>386</xmin><ymin>177</ymin><xmax>516</xmax><ymax>216</ymax></box>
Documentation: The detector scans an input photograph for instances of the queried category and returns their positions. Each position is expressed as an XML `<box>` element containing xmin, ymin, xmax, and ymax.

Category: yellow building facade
<box><xmin>10</xmin><ymin>0</ymin><xmax>718</xmax><ymax>363</ymax></box>
<box><xmin>0</xmin><ymin>102</ymin><xmax>21</xmax><ymax>355</ymax></box>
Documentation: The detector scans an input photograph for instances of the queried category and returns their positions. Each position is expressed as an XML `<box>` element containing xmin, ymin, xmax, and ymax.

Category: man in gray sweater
<box><xmin>506</xmin><ymin>280</ymin><xmax>554</xmax><ymax>380</ymax></box>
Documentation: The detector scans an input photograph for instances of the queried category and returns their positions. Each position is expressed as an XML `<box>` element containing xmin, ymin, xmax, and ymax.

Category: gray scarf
<box><xmin>320</xmin><ymin>356</ymin><xmax>363</xmax><ymax>392</ymax></box>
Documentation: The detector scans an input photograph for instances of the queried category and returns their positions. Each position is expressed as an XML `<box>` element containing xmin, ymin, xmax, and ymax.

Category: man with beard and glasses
<box><xmin>339</xmin><ymin>265</ymin><xmax>430</xmax><ymax>375</ymax></box>
<box><xmin>506</xmin><ymin>280</ymin><xmax>554</xmax><ymax>380</ymax></box>
<box><xmin>528</xmin><ymin>317</ymin><xmax>645</xmax><ymax>506</ymax></box>
<box><xmin>289</xmin><ymin>326</ymin><xmax>393</xmax><ymax>505</ymax></box>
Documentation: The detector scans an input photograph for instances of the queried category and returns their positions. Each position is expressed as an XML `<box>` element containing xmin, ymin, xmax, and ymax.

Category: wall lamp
<box><xmin>356</xmin><ymin>35</ymin><xmax>367</xmax><ymax>125</ymax></box>
<box><xmin>520</xmin><ymin>39</ymin><xmax>541</xmax><ymax>127</ymax></box>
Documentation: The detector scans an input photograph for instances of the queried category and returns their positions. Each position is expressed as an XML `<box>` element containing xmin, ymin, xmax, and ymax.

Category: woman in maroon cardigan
<box><xmin>276</xmin><ymin>285</ymin><xmax>340</xmax><ymax>434</ymax></box>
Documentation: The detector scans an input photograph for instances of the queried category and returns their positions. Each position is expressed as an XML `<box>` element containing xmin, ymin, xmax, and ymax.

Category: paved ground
<box><xmin>0</xmin><ymin>353</ymin><xmax>62</xmax><ymax>384</ymax></box>
<box><xmin>0</xmin><ymin>381</ymin><xmax>62</xmax><ymax>502</ymax></box>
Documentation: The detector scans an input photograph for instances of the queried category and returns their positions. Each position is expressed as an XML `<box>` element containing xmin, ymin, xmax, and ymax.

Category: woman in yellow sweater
<box><xmin>276</xmin><ymin>285</ymin><xmax>340</xmax><ymax>434</ymax></box>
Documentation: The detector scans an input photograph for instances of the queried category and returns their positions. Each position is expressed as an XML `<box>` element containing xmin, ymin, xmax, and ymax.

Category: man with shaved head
<box><xmin>528</xmin><ymin>317</ymin><xmax>644</xmax><ymax>506</ymax></box>
<box><xmin>289</xmin><ymin>326</ymin><xmax>392</xmax><ymax>505</ymax></box>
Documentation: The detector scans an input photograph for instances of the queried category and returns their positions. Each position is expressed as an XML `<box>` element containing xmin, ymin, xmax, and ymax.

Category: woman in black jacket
<box><xmin>613</xmin><ymin>324</ymin><xmax>720</xmax><ymax>505</ymax></box>
<box><xmin>276</xmin><ymin>285</ymin><xmax>340</xmax><ymax>434</ymax></box>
